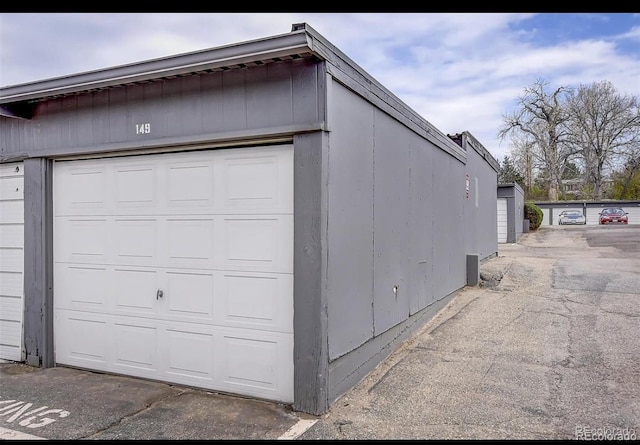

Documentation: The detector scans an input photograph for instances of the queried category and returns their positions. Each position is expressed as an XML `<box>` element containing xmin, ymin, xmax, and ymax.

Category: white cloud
<box><xmin>1</xmin><ymin>12</ymin><xmax>638</xmax><ymax>162</ymax></box>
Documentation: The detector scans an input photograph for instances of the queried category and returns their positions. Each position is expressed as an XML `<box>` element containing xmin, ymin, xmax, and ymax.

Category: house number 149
<box><xmin>135</xmin><ymin>123</ymin><xmax>151</xmax><ymax>134</ymax></box>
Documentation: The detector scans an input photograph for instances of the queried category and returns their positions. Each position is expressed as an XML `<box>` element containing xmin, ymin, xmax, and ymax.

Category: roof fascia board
<box><xmin>300</xmin><ymin>23</ymin><xmax>467</xmax><ymax>163</ymax></box>
<box><xmin>463</xmin><ymin>131</ymin><xmax>501</xmax><ymax>172</ymax></box>
<box><xmin>0</xmin><ymin>31</ymin><xmax>313</xmax><ymax>104</ymax></box>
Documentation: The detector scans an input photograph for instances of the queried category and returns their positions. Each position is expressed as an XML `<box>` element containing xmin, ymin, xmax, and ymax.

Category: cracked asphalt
<box><xmin>1</xmin><ymin>224</ymin><xmax>638</xmax><ymax>440</ymax></box>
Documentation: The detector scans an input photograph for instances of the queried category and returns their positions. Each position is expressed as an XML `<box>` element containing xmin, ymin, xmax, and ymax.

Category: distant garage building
<box><xmin>0</xmin><ymin>23</ymin><xmax>499</xmax><ymax>415</ymax></box>
<box><xmin>497</xmin><ymin>183</ymin><xmax>524</xmax><ymax>243</ymax></box>
<box><xmin>535</xmin><ymin>200</ymin><xmax>640</xmax><ymax>226</ymax></box>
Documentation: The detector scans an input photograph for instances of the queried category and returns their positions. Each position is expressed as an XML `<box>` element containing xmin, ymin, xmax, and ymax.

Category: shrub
<box><xmin>524</xmin><ymin>202</ymin><xmax>543</xmax><ymax>231</ymax></box>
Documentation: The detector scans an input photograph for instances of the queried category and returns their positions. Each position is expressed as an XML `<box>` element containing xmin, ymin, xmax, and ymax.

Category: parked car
<box><xmin>598</xmin><ymin>208</ymin><xmax>629</xmax><ymax>225</ymax></box>
<box><xmin>558</xmin><ymin>210</ymin><xmax>586</xmax><ymax>225</ymax></box>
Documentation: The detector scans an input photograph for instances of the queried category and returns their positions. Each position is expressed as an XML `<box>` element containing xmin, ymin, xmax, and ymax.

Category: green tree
<box><xmin>562</xmin><ymin>161</ymin><xmax>581</xmax><ymax>179</ymax></box>
<box><xmin>498</xmin><ymin>155</ymin><xmax>525</xmax><ymax>186</ymax></box>
<box><xmin>524</xmin><ymin>202</ymin><xmax>544</xmax><ymax>231</ymax></box>
<box><xmin>609</xmin><ymin>156</ymin><xmax>640</xmax><ymax>199</ymax></box>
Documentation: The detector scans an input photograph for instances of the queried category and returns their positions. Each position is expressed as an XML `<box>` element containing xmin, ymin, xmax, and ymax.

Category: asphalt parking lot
<box><xmin>1</xmin><ymin>224</ymin><xmax>639</xmax><ymax>440</ymax></box>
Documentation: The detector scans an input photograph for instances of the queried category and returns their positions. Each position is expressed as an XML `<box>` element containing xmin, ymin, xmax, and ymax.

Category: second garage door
<box><xmin>0</xmin><ymin>162</ymin><xmax>25</xmax><ymax>362</ymax></box>
<box><xmin>497</xmin><ymin>198</ymin><xmax>508</xmax><ymax>243</ymax></box>
<box><xmin>53</xmin><ymin>145</ymin><xmax>294</xmax><ymax>403</ymax></box>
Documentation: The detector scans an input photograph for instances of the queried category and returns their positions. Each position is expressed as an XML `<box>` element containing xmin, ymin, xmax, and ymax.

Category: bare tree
<box><xmin>567</xmin><ymin>80</ymin><xmax>640</xmax><ymax>199</ymax></box>
<box><xmin>499</xmin><ymin>78</ymin><xmax>575</xmax><ymax>200</ymax></box>
<box><xmin>506</xmin><ymin>133</ymin><xmax>537</xmax><ymax>195</ymax></box>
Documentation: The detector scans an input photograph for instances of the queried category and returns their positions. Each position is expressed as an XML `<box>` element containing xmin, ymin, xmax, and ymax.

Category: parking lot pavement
<box><xmin>297</xmin><ymin>225</ymin><xmax>640</xmax><ymax>440</ymax></box>
<box><xmin>0</xmin><ymin>363</ymin><xmax>313</xmax><ymax>440</ymax></box>
<box><xmin>1</xmin><ymin>224</ymin><xmax>639</xmax><ymax>440</ymax></box>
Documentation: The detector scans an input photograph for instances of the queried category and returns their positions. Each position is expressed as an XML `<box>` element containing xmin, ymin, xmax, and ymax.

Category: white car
<box><xmin>558</xmin><ymin>210</ymin><xmax>586</xmax><ymax>225</ymax></box>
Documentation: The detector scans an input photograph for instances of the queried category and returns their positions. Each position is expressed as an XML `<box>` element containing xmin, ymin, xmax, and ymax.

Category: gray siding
<box><xmin>460</xmin><ymin>135</ymin><xmax>499</xmax><ymax>261</ymax></box>
<box><xmin>293</xmin><ymin>132</ymin><xmax>329</xmax><ymax>415</ymax></box>
<box><xmin>1</xmin><ymin>59</ymin><xmax>322</xmax><ymax>160</ymax></box>
<box><xmin>514</xmin><ymin>186</ymin><xmax>524</xmax><ymax>240</ymax></box>
<box><xmin>431</xmin><ymin>150</ymin><xmax>466</xmax><ymax>299</ymax></box>
<box><xmin>22</xmin><ymin>158</ymin><xmax>54</xmax><ymax>368</ymax></box>
<box><xmin>407</xmin><ymin>133</ymin><xmax>434</xmax><ymax>315</ymax></box>
<box><xmin>325</xmin><ymin>82</ymin><xmax>375</xmax><ymax>358</ymax></box>
<box><xmin>372</xmin><ymin>107</ymin><xmax>412</xmax><ymax>336</ymax></box>
<box><xmin>325</xmin><ymin>81</ymin><xmax>467</xmax><ymax>395</ymax></box>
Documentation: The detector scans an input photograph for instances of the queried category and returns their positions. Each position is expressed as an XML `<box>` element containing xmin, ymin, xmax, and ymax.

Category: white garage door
<box><xmin>53</xmin><ymin>145</ymin><xmax>294</xmax><ymax>403</ymax></box>
<box><xmin>0</xmin><ymin>162</ymin><xmax>25</xmax><ymax>362</ymax></box>
<box><xmin>540</xmin><ymin>208</ymin><xmax>550</xmax><ymax>226</ymax></box>
<box><xmin>586</xmin><ymin>207</ymin><xmax>602</xmax><ymax>225</ymax></box>
<box><xmin>497</xmin><ymin>198</ymin><xmax>508</xmax><ymax>243</ymax></box>
<box><xmin>625</xmin><ymin>206</ymin><xmax>640</xmax><ymax>225</ymax></box>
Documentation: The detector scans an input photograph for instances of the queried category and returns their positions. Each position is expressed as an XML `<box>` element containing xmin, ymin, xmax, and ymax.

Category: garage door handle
<box><xmin>156</xmin><ymin>289</ymin><xmax>164</xmax><ymax>300</ymax></box>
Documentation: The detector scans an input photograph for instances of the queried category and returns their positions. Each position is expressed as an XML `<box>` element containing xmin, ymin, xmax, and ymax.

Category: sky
<box><xmin>1</xmin><ymin>12</ymin><xmax>638</xmax><ymax>162</ymax></box>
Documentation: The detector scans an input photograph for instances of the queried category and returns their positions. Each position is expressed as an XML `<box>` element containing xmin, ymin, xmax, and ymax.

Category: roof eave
<box><xmin>0</xmin><ymin>30</ymin><xmax>315</xmax><ymax>105</ymax></box>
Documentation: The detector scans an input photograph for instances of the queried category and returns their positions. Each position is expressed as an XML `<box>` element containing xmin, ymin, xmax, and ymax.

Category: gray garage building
<box><xmin>0</xmin><ymin>23</ymin><xmax>499</xmax><ymax>415</ymax></box>
<box><xmin>534</xmin><ymin>200</ymin><xmax>640</xmax><ymax>226</ymax></box>
<box><xmin>497</xmin><ymin>183</ymin><xmax>525</xmax><ymax>243</ymax></box>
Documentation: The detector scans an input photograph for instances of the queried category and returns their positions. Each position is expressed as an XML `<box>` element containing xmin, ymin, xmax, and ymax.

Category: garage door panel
<box><xmin>55</xmin><ymin>165</ymin><xmax>107</xmax><ymax>214</ymax></box>
<box><xmin>0</xmin><ymin>175</ymin><xmax>23</xmax><ymax>199</ymax></box>
<box><xmin>0</xmin><ymin>343</ymin><xmax>20</xmax><ymax>361</ymax></box>
<box><xmin>113</xmin><ymin>322</ymin><xmax>158</xmax><ymax>372</ymax></box>
<box><xmin>55</xmin><ymin>311</ymin><xmax>109</xmax><ymax>365</ymax></box>
<box><xmin>216</xmin><ymin>150</ymin><xmax>293</xmax><ymax>213</ymax></box>
<box><xmin>165</xmin><ymin>328</ymin><xmax>215</xmax><ymax>380</ymax></box>
<box><xmin>113</xmin><ymin>268</ymin><xmax>158</xmax><ymax>315</ymax></box>
<box><xmin>219</xmin><ymin>215</ymin><xmax>293</xmax><ymax>273</ymax></box>
<box><xmin>55</xmin><ymin>265</ymin><xmax>109</xmax><ymax>309</ymax></box>
<box><xmin>167</xmin><ymin>161</ymin><xmax>214</xmax><ymax>207</ymax></box>
<box><xmin>0</xmin><ymin>224</ymin><xmax>23</xmax><ymax>248</ymax></box>
<box><xmin>0</xmin><ymin>248</ymin><xmax>23</xmax><ymax>273</ymax></box>
<box><xmin>0</xmin><ymin>272</ymin><xmax>22</xmax><ymax>298</ymax></box>
<box><xmin>167</xmin><ymin>218</ymin><xmax>215</xmax><ymax>268</ymax></box>
<box><xmin>0</xmin><ymin>321</ymin><xmax>20</xmax><ymax>358</ymax></box>
<box><xmin>0</xmin><ymin>320</ymin><xmax>21</xmax><ymax>345</ymax></box>
<box><xmin>114</xmin><ymin>164</ymin><xmax>157</xmax><ymax>208</ymax></box>
<box><xmin>215</xmin><ymin>330</ymin><xmax>293</xmax><ymax>402</ymax></box>
<box><xmin>626</xmin><ymin>207</ymin><xmax>639</xmax><ymax>224</ymax></box>
<box><xmin>0</xmin><ymin>201</ymin><xmax>23</xmax><ymax>224</ymax></box>
<box><xmin>215</xmin><ymin>272</ymin><xmax>292</xmax><ymax>333</ymax></box>
<box><xmin>164</xmin><ymin>271</ymin><xmax>215</xmax><ymax>320</ymax></box>
<box><xmin>540</xmin><ymin>208</ymin><xmax>550</xmax><ymax>226</ymax></box>
<box><xmin>225</xmin><ymin>157</ymin><xmax>278</xmax><ymax>202</ymax></box>
<box><xmin>0</xmin><ymin>297</ymin><xmax>22</xmax><ymax>323</ymax></box>
<box><xmin>586</xmin><ymin>208</ymin><xmax>600</xmax><ymax>225</ymax></box>
<box><xmin>55</xmin><ymin>218</ymin><xmax>108</xmax><ymax>262</ymax></box>
<box><xmin>114</xmin><ymin>218</ymin><xmax>158</xmax><ymax>264</ymax></box>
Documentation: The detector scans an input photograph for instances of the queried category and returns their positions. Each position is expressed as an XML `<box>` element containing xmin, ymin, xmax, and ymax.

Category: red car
<box><xmin>598</xmin><ymin>208</ymin><xmax>629</xmax><ymax>225</ymax></box>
